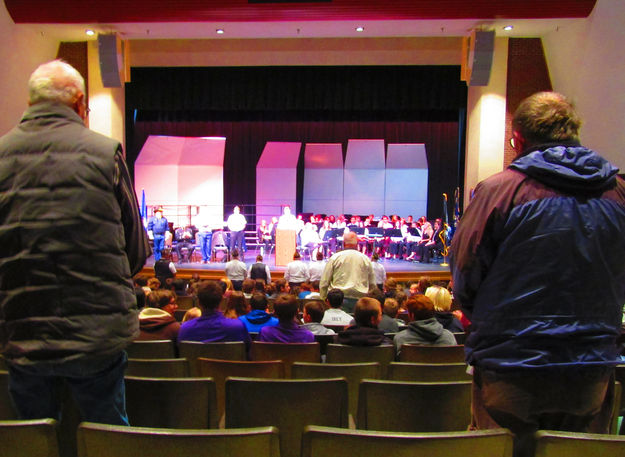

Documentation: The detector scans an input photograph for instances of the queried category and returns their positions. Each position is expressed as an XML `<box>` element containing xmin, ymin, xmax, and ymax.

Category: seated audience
<box><xmin>137</xmin><ymin>289</ymin><xmax>180</xmax><ymax>341</ymax></box>
<box><xmin>299</xmin><ymin>280</ymin><xmax>321</xmax><ymax>299</ymax></box>
<box><xmin>177</xmin><ymin>280</ymin><xmax>251</xmax><ymax>344</ymax></box>
<box><xmin>301</xmin><ymin>300</ymin><xmax>336</xmax><ymax>336</ymax></box>
<box><xmin>223</xmin><ymin>291</ymin><xmax>250</xmax><ymax>319</ymax></box>
<box><xmin>378</xmin><ymin>298</ymin><xmax>402</xmax><ymax>334</ymax></box>
<box><xmin>147</xmin><ymin>277</ymin><xmax>161</xmax><ymax>292</ymax></box>
<box><xmin>321</xmin><ymin>288</ymin><xmax>354</xmax><ymax>326</ymax></box>
<box><xmin>268</xmin><ymin>278</ymin><xmax>289</xmax><ymax>298</ymax></box>
<box><xmin>393</xmin><ymin>295</ymin><xmax>456</xmax><ymax>357</ymax></box>
<box><xmin>241</xmin><ymin>278</ymin><xmax>255</xmax><ymax>299</ymax></box>
<box><xmin>259</xmin><ymin>294</ymin><xmax>315</xmax><ymax>343</ymax></box>
<box><xmin>426</xmin><ymin>285</ymin><xmax>464</xmax><ymax>333</ymax></box>
<box><xmin>337</xmin><ymin>297</ymin><xmax>392</xmax><ymax>346</ymax></box>
<box><xmin>239</xmin><ymin>293</ymin><xmax>279</xmax><ymax>333</ymax></box>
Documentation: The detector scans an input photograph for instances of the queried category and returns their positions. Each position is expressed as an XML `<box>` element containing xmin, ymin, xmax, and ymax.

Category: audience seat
<box><xmin>125</xmin><ymin>376</ymin><xmax>218</xmax><ymax>429</ymax></box>
<box><xmin>357</xmin><ymin>379</ymin><xmax>472</xmax><ymax>432</ymax></box>
<box><xmin>313</xmin><ymin>334</ymin><xmax>337</xmax><ymax>356</ymax></box>
<box><xmin>0</xmin><ymin>418</ymin><xmax>60</xmax><ymax>457</ymax></box>
<box><xmin>250</xmin><ymin>342</ymin><xmax>321</xmax><ymax>377</ymax></box>
<box><xmin>77</xmin><ymin>422</ymin><xmax>280</xmax><ymax>457</ymax></box>
<box><xmin>197</xmin><ymin>358</ymin><xmax>285</xmax><ymax>424</ymax></box>
<box><xmin>126</xmin><ymin>340</ymin><xmax>176</xmax><ymax>359</ymax></box>
<box><xmin>398</xmin><ymin>344</ymin><xmax>465</xmax><ymax>363</ymax></box>
<box><xmin>292</xmin><ymin>362</ymin><xmax>381</xmax><ymax>424</ymax></box>
<box><xmin>534</xmin><ymin>430</ymin><xmax>625</xmax><ymax>457</ymax></box>
<box><xmin>301</xmin><ymin>425</ymin><xmax>514</xmax><ymax>457</ymax></box>
<box><xmin>126</xmin><ymin>358</ymin><xmax>190</xmax><ymax>378</ymax></box>
<box><xmin>325</xmin><ymin>344</ymin><xmax>395</xmax><ymax>378</ymax></box>
<box><xmin>178</xmin><ymin>341</ymin><xmax>247</xmax><ymax>376</ymax></box>
<box><xmin>226</xmin><ymin>377</ymin><xmax>348</xmax><ymax>457</ymax></box>
<box><xmin>452</xmin><ymin>332</ymin><xmax>467</xmax><ymax>345</ymax></box>
<box><xmin>387</xmin><ymin>362</ymin><xmax>471</xmax><ymax>382</ymax></box>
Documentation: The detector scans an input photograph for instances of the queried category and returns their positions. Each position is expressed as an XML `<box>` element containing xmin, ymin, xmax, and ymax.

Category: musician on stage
<box><xmin>227</xmin><ymin>205</ymin><xmax>247</xmax><ymax>258</ymax></box>
<box><xmin>257</xmin><ymin>219</ymin><xmax>272</xmax><ymax>256</ymax></box>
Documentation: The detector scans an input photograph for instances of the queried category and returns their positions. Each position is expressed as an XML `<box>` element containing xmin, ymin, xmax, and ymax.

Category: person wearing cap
<box><xmin>148</xmin><ymin>207</ymin><xmax>169</xmax><ymax>261</ymax></box>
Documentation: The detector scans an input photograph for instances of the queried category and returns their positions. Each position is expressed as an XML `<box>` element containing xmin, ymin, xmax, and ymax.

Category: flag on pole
<box><xmin>140</xmin><ymin>189</ymin><xmax>147</xmax><ymax>227</ymax></box>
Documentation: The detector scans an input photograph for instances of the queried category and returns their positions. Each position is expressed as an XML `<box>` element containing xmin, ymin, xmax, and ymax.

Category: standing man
<box><xmin>450</xmin><ymin>92</ymin><xmax>625</xmax><ymax>457</ymax></box>
<box><xmin>148</xmin><ymin>207</ymin><xmax>168</xmax><ymax>261</ymax></box>
<box><xmin>224</xmin><ymin>249</ymin><xmax>248</xmax><ymax>291</ymax></box>
<box><xmin>0</xmin><ymin>60</ymin><xmax>150</xmax><ymax>425</ymax></box>
<box><xmin>195</xmin><ymin>209</ymin><xmax>213</xmax><ymax>264</ymax></box>
<box><xmin>227</xmin><ymin>205</ymin><xmax>247</xmax><ymax>259</ymax></box>
<box><xmin>319</xmin><ymin>231</ymin><xmax>377</xmax><ymax>312</ymax></box>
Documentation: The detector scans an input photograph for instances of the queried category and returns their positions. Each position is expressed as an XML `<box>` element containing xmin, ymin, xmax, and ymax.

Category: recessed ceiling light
<box><xmin>355</xmin><ymin>26</ymin><xmax>364</xmax><ymax>32</ymax></box>
<box><xmin>216</xmin><ymin>29</ymin><xmax>224</xmax><ymax>34</ymax></box>
<box><xmin>85</xmin><ymin>29</ymin><xmax>95</xmax><ymax>36</ymax></box>
<box><xmin>503</xmin><ymin>25</ymin><xmax>514</xmax><ymax>31</ymax></box>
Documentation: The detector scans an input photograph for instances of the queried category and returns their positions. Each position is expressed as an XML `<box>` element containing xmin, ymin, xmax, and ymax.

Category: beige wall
<box><xmin>0</xmin><ymin>2</ymin><xmax>58</xmax><ymax>136</ymax></box>
<box><xmin>542</xmin><ymin>0</ymin><xmax>625</xmax><ymax>170</ymax></box>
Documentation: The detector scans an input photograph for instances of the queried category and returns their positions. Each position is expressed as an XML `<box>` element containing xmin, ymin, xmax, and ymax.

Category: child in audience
<box><xmin>301</xmin><ymin>300</ymin><xmax>336</xmax><ymax>335</ymax></box>
<box><xmin>337</xmin><ymin>297</ymin><xmax>392</xmax><ymax>346</ymax></box>
<box><xmin>259</xmin><ymin>294</ymin><xmax>314</xmax><ymax>343</ymax></box>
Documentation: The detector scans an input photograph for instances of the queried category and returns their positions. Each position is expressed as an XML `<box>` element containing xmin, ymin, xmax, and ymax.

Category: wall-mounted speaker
<box><xmin>461</xmin><ymin>30</ymin><xmax>495</xmax><ymax>87</ymax></box>
<box><xmin>98</xmin><ymin>33</ymin><xmax>124</xmax><ymax>88</ymax></box>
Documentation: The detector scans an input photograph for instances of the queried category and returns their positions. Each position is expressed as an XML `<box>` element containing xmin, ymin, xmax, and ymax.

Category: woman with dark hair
<box><xmin>223</xmin><ymin>291</ymin><xmax>250</xmax><ymax>319</ymax></box>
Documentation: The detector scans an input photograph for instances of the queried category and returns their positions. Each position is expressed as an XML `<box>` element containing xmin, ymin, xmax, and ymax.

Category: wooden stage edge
<box><xmin>140</xmin><ymin>266</ymin><xmax>452</xmax><ymax>284</ymax></box>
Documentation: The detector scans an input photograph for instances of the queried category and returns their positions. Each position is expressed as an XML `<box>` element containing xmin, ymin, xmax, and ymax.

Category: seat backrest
<box><xmin>0</xmin><ymin>370</ymin><xmax>18</xmax><ymax>420</ymax></box>
<box><xmin>0</xmin><ymin>418</ymin><xmax>60</xmax><ymax>457</ymax></box>
<box><xmin>313</xmin><ymin>334</ymin><xmax>337</xmax><ymax>355</ymax></box>
<box><xmin>77</xmin><ymin>422</ymin><xmax>280</xmax><ymax>457</ymax></box>
<box><xmin>301</xmin><ymin>425</ymin><xmax>513</xmax><ymax>457</ymax></box>
<box><xmin>226</xmin><ymin>377</ymin><xmax>348</xmax><ymax>457</ymax></box>
<box><xmin>250</xmin><ymin>342</ymin><xmax>321</xmax><ymax>377</ymax></box>
<box><xmin>212</xmin><ymin>231</ymin><xmax>227</xmax><ymax>247</ymax></box>
<box><xmin>452</xmin><ymin>332</ymin><xmax>467</xmax><ymax>344</ymax></box>
<box><xmin>126</xmin><ymin>358</ymin><xmax>190</xmax><ymax>378</ymax></box>
<box><xmin>325</xmin><ymin>344</ymin><xmax>395</xmax><ymax>378</ymax></box>
<box><xmin>534</xmin><ymin>430</ymin><xmax>625</xmax><ymax>457</ymax></box>
<box><xmin>197</xmin><ymin>358</ymin><xmax>285</xmax><ymax>423</ymax></box>
<box><xmin>357</xmin><ymin>379</ymin><xmax>471</xmax><ymax>432</ymax></box>
<box><xmin>398</xmin><ymin>344</ymin><xmax>465</xmax><ymax>363</ymax></box>
<box><xmin>124</xmin><ymin>376</ymin><xmax>217</xmax><ymax>429</ymax></box>
<box><xmin>178</xmin><ymin>341</ymin><xmax>247</xmax><ymax>376</ymax></box>
<box><xmin>387</xmin><ymin>362</ymin><xmax>471</xmax><ymax>382</ymax></box>
<box><xmin>292</xmin><ymin>362</ymin><xmax>380</xmax><ymax>421</ymax></box>
<box><xmin>126</xmin><ymin>340</ymin><xmax>176</xmax><ymax>359</ymax></box>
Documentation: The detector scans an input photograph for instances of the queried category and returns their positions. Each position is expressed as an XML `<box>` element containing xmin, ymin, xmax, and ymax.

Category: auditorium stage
<box><xmin>140</xmin><ymin>253</ymin><xmax>452</xmax><ymax>283</ymax></box>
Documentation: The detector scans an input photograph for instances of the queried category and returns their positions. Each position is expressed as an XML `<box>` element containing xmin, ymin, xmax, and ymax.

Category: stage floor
<box><xmin>141</xmin><ymin>251</ymin><xmax>452</xmax><ymax>283</ymax></box>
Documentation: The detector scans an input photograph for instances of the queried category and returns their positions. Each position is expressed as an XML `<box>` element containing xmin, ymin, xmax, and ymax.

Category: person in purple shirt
<box><xmin>178</xmin><ymin>280</ymin><xmax>251</xmax><ymax>346</ymax></box>
<box><xmin>259</xmin><ymin>294</ymin><xmax>314</xmax><ymax>343</ymax></box>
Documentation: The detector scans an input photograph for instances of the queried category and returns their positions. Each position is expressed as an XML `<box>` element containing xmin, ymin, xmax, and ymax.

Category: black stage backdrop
<box><xmin>125</xmin><ymin>66</ymin><xmax>467</xmax><ymax>220</ymax></box>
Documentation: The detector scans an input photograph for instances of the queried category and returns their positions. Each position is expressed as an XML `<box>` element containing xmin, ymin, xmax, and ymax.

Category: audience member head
<box><xmin>256</xmin><ymin>254</ymin><xmax>263</xmax><ymax>262</ymax></box>
<box><xmin>310</xmin><ymin>280</ymin><xmax>320</xmax><ymax>292</ymax></box>
<box><xmin>196</xmin><ymin>280</ymin><xmax>224</xmax><ymax>312</ymax></box>
<box><xmin>146</xmin><ymin>289</ymin><xmax>178</xmax><ymax>316</ymax></box>
<box><xmin>273</xmin><ymin>294</ymin><xmax>299</xmax><ymax>323</ymax></box>
<box><xmin>383</xmin><ymin>298</ymin><xmax>399</xmax><ymax>318</ymax></box>
<box><xmin>405</xmin><ymin>295</ymin><xmax>435</xmax><ymax>321</ymax></box>
<box><xmin>408</xmin><ymin>282</ymin><xmax>419</xmax><ymax>296</ymax></box>
<box><xmin>512</xmin><ymin>91</ymin><xmax>581</xmax><ymax>153</ymax></box>
<box><xmin>371</xmin><ymin>253</ymin><xmax>380</xmax><ymax>262</ymax></box>
<box><xmin>28</xmin><ymin>60</ymin><xmax>87</xmax><ymax>121</ymax></box>
<box><xmin>326</xmin><ymin>288</ymin><xmax>344</xmax><ymax>309</ymax></box>
<box><xmin>384</xmin><ymin>278</ymin><xmax>397</xmax><ymax>296</ymax></box>
<box><xmin>343</xmin><ymin>231</ymin><xmax>358</xmax><ymax>248</ymax></box>
<box><xmin>425</xmin><ymin>285</ymin><xmax>453</xmax><ymax>312</ymax></box>
<box><xmin>242</xmin><ymin>278</ymin><xmax>255</xmax><ymax>295</ymax></box>
<box><xmin>147</xmin><ymin>277</ymin><xmax>161</xmax><ymax>291</ymax></box>
<box><xmin>417</xmin><ymin>276</ymin><xmax>432</xmax><ymax>294</ymax></box>
<box><xmin>171</xmin><ymin>278</ymin><xmax>188</xmax><ymax>295</ymax></box>
<box><xmin>354</xmin><ymin>297</ymin><xmax>382</xmax><ymax>328</ymax></box>
<box><xmin>224</xmin><ymin>291</ymin><xmax>249</xmax><ymax>318</ymax></box>
<box><xmin>303</xmin><ymin>300</ymin><xmax>326</xmax><ymax>324</ymax></box>
<box><xmin>395</xmin><ymin>291</ymin><xmax>407</xmax><ymax>311</ymax></box>
<box><xmin>249</xmin><ymin>292</ymin><xmax>269</xmax><ymax>311</ymax></box>
<box><xmin>254</xmin><ymin>279</ymin><xmax>266</xmax><ymax>293</ymax></box>
<box><xmin>231</xmin><ymin>249</ymin><xmax>240</xmax><ymax>259</ymax></box>
<box><xmin>366</xmin><ymin>287</ymin><xmax>385</xmax><ymax>305</ymax></box>
<box><xmin>274</xmin><ymin>278</ymin><xmax>289</xmax><ymax>294</ymax></box>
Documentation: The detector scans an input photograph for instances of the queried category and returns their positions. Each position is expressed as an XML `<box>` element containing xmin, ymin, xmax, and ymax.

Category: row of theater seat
<box><xmin>2</xmin><ymin>418</ymin><xmax>625</xmax><ymax>457</ymax></box>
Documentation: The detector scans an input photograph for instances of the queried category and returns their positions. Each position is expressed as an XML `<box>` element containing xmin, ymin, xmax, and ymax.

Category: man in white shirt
<box><xmin>227</xmin><ymin>205</ymin><xmax>247</xmax><ymax>258</ymax></box>
<box><xmin>370</xmin><ymin>253</ymin><xmax>387</xmax><ymax>291</ymax></box>
<box><xmin>284</xmin><ymin>251</ymin><xmax>309</xmax><ymax>289</ymax></box>
<box><xmin>224</xmin><ymin>249</ymin><xmax>247</xmax><ymax>291</ymax></box>
<box><xmin>321</xmin><ymin>288</ymin><xmax>354</xmax><ymax>326</ymax></box>
<box><xmin>319</xmin><ymin>231</ymin><xmax>377</xmax><ymax>312</ymax></box>
<box><xmin>308</xmin><ymin>251</ymin><xmax>326</xmax><ymax>282</ymax></box>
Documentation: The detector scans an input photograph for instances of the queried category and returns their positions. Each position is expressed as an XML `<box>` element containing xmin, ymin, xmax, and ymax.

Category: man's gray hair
<box><xmin>28</xmin><ymin>60</ymin><xmax>85</xmax><ymax>106</ymax></box>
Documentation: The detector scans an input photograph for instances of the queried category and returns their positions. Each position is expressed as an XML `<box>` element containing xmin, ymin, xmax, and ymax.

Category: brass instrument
<box><xmin>440</xmin><ymin>193</ymin><xmax>450</xmax><ymax>266</ymax></box>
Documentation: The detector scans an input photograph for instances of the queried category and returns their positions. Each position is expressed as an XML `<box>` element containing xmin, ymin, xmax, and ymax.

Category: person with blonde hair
<box><xmin>425</xmin><ymin>285</ymin><xmax>463</xmax><ymax>333</ymax></box>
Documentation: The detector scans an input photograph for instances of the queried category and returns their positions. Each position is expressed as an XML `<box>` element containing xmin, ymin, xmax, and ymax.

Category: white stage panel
<box><xmin>385</xmin><ymin>143</ymin><xmax>428</xmax><ymax>218</ymax></box>
<box><xmin>256</xmin><ymin>142</ymin><xmax>301</xmax><ymax>221</ymax></box>
<box><xmin>344</xmin><ymin>139</ymin><xmax>385</xmax><ymax>216</ymax></box>
<box><xmin>303</xmin><ymin>143</ymin><xmax>343</xmax><ymax>215</ymax></box>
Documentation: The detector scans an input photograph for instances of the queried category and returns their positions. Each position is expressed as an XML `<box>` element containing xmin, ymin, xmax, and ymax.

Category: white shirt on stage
<box><xmin>225</xmin><ymin>259</ymin><xmax>248</xmax><ymax>281</ymax></box>
<box><xmin>308</xmin><ymin>260</ymin><xmax>326</xmax><ymax>282</ymax></box>
<box><xmin>284</xmin><ymin>259</ymin><xmax>310</xmax><ymax>284</ymax></box>
<box><xmin>227</xmin><ymin>212</ymin><xmax>247</xmax><ymax>232</ymax></box>
<box><xmin>277</xmin><ymin>213</ymin><xmax>297</xmax><ymax>230</ymax></box>
<box><xmin>371</xmin><ymin>261</ymin><xmax>387</xmax><ymax>285</ymax></box>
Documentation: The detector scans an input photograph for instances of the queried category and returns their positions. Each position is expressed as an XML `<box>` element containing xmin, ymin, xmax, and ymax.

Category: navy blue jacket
<box><xmin>451</xmin><ymin>143</ymin><xmax>625</xmax><ymax>371</ymax></box>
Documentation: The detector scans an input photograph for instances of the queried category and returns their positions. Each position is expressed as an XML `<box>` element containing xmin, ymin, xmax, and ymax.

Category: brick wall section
<box><xmin>505</xmin><ymin>38</ymin><xmax>552</xmax><ymax>167</ymax></box>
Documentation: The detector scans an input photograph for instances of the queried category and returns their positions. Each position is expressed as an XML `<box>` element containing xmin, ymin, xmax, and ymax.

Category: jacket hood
<box><xmin>139</xmin><ymin>307</ymin><xmax>177</xmax><ymax>331</ymax></box>
<box><xmin>244</xmin><ymin>309</ymin><xmax>274</xmax><ymax>325</ymax></box>
<box><xmin>510</xmin><ymin>144</ymin><xmax>619</xmax><ymax>193</ymax></box>
<box><xmin>407</xmin><ymin>317</ymin><xmax>446</xmax><ymax>341</ymax></box>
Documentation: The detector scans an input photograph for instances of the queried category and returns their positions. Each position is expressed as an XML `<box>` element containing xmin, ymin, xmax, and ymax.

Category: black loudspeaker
<box><xmin>98</xmin><ymin>33</ymin><xmax>123</xmax><ymax>88</ymax></box>
<box><xmin>462</xmin><ymin>30</ymin><xmax>495</xmax><ymax>87</ymax></box>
